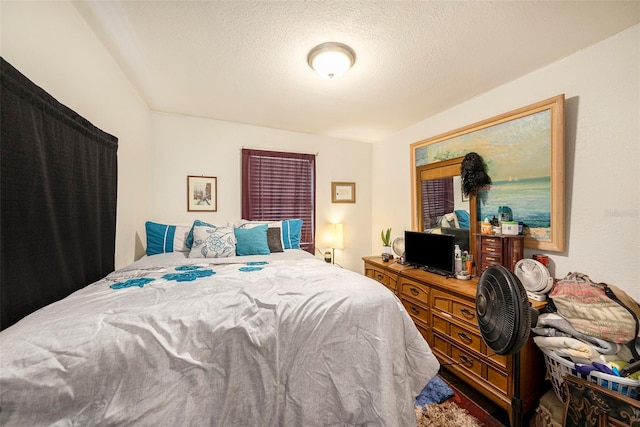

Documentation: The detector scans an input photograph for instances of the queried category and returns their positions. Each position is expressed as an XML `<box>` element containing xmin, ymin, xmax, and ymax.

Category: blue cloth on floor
<box><xmin>415</xmin><ymin>375</ymin><xmax>454</xmax><ymax>407</ymax></box>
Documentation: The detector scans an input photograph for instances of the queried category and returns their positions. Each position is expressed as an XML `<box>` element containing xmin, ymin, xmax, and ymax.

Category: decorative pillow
<box><xmin>440</xmin><ymin>213</ymin><xmax>460</xmax><ymax>229</ymax></box>
<box><xmin>267</xmin><ymin>227</ymin><xmax>284</xmax><ymax>253</ymax></box>
<box><xmin>236</xmin><ymin>220</ymin><xmax>284</xmax><ymax>253</ymax></box>
<box><xmin>145</xmin><ymin>221</ymin><xmax>190</xmax><ymax>256</ymax></box>
<box><xmin>455</xmin><ymin>210</ymin><xmax>470</xmax><ymax>229</ymax></box>
<box><xmin>186</xmin><ymin>219</ymin><xmax>217</xmax><ymax>248</ymax></box>
<box><xmin>189</xmin><ymin>225</ymin><xmax>236</xmax><ymax>258</ymax></box>
<box><xmin>282</xmin><ymin>219</ymin><xmax>303</xmax><ymax>249</ymax></box>
<box><xmin>234</xmin><ymin>224</ymin><xmax>270</xmax><ymax>256</ymax></box>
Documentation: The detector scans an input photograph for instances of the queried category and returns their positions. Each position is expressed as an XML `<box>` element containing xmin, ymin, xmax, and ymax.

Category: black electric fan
<box><xmin>476</xmin><ymin>265</ymin><xmax>539</xmax><ymax>427</ymax></box>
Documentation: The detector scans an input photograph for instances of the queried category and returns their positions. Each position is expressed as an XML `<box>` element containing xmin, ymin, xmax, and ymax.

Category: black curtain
<box><xmin>1</xmin><ymin>58</ymin><xmax>118</xmax><ymax>330</ymax></box>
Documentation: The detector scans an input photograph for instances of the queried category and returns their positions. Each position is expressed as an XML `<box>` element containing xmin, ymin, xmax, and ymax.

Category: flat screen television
<box><xmin>404</xmin><ymin>231</ymin><xmax>455</xmax><ymax>276</ymax></box>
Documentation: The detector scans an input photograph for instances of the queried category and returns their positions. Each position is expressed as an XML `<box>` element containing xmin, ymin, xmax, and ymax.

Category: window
<box><xmin>241</xmin><ymin>149</ymin><xmax>316</xmax><ymax>254</ymax></box>
<box><xmin>420</xmin><ymin>177</ymin><xmax>454</xmax><ymax>229</ymax></box>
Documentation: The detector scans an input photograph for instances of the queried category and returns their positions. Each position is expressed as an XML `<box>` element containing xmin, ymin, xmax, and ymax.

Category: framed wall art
<box><xmin>331</xmin><ymin>182</ymin><xmax>356</xmax><ymax>203</ymax></box>
<box><xmin>187</xmin><ymin>175</ymin><xmax>217</xmax><ymax>212</ymax></box>
<box><xmin>410</xmin><ymin>95</ymin><xmax>565</xmax><ymax>252</ymax></box>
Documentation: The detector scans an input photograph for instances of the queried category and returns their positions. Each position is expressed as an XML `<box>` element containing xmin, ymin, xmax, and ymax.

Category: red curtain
<box><xmin>242</xmin><ymin>149</ymin><xmax>315</xmax><ymax>254</ymax></box>
<box><xmin>421</xmin><ymin>177</ymin><xmax>454</xmax><ymax>229</ymax></box>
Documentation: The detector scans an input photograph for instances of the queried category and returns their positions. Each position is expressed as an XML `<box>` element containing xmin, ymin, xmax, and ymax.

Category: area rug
<box><xmin>415</xmin><ymin>375</ymin><xmax>505</xmax><ymax>427</ymax></box>
<box><xmin>416</xmin><ymin>402</ymin><xmax>484</xmax><ymax>427</ymax></box>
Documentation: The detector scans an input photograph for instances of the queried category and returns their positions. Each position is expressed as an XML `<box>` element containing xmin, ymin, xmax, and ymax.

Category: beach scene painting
<box><xmin>413</xmin><ymin>95</ymin><xmax>565</xmax><ymax>251</ymax></box>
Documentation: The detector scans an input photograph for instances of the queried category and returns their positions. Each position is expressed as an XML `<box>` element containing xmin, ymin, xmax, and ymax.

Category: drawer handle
<box><xmin>458</xmin><ymin>355</ymin><xmax>474</xmax><ymax>367</ymax></box>
<box><xmin>486</xmin><ymin>256</ymin><xmax>498</xmax><ymax>262</ymax></box>
<box><xmin>410</xmin><ymin>287</ymin><xmax>420</xmax><ymax>296</ymax></box>
<box><xmin>410</xmin><ymin>306</ymin><xmax>420</xmax><ymax>315</ymax></box>
<box><xmin>460</xmin><ymin>308</ymin><xmax>475</xmax><ymax>319</ymax></box>
<box><xmin>458</xmin><ymin>332</ymin><xmax>473</xmax><ymax>344</ymax></box>
<box><xmin>376</xmin><ymin>274</ymin><xmax>384</xmax><ymax>280</ymax></box>
<box><xmin>486</xmin><ymin>247</ymin><xmax>497</xmax><ymax>252</ymax></box>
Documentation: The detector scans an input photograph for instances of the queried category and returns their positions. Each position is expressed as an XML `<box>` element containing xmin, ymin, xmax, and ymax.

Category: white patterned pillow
<box><xmin>189</xmin><ymin>225</ymin><xmax>236</xmax><ymax>258</ymax></box>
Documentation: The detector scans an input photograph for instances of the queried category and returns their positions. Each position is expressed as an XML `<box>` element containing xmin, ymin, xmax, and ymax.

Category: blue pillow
<box><xmin>186</xmin><ymin>219</ymin><xmax>216</xmax><ymax>248</ymax></box>
<box><xmin>145</xmin><ymin>221</ymin><xmax>190</xmax><ymax>256</ymax></box>
<box><xmin>454</xmin><ymin>210</ymin><xmax>470</xmax><ymax>229</ymax></box>
<box><xmin>282</xmin><ymin>219</ymin><xmax>303</xmax><ymax>249</ymax></box>
<box><xmin>234</xmin><ymin>224</ymin><xmax>270</xmax><ymax>256</ymax></box>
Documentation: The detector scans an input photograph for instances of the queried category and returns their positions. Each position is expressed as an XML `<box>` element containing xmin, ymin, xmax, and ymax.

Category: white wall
<box><xmin>149</xmin><ymin>113</ymin><xmax>373</xmax><ymax>273</ymax></box>
<box><xmin>1</xmin><ymin>1</ymin><xmax>151</xmax><ymax>269</ymax></box>
<box><xmin>4</xmin><ymin>1</ymin><xmax>637</xmax><ymax>299</ymax></box>
<box><xmin>373</xmin><ymin>25</ymin><xmax>640</xmax><ymax>301</ymax></box>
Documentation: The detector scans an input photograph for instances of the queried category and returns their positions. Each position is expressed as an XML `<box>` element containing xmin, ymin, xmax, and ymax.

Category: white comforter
<box><xmin>0</xmin><ymin>251</ymin><xmax>439</xmax><ymax>426</ymax></box>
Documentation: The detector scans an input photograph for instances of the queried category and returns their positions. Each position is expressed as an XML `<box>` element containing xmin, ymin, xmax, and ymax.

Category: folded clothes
<box><xmin>534</xmin><ymin>336</ymin><xmax>601</xmax><ymax>362</ymax></box>
<box><xmin>533</xmin><ymin>313</ymin><xmax>621</xmax><ymax>355</ymax></box>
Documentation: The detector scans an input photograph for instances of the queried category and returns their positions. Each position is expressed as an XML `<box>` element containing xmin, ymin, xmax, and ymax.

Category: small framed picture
<box><xmin>331</xmin><ymin>182</ymin><xmax>356</xmax><ymax>203</ymax></box>
<box><xmin>187</xmin><ymin>175</ymin><xmax>217</xmax><ymax>212</ymax></box>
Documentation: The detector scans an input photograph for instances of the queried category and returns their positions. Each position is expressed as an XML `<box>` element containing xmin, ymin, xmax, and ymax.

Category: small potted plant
<box><xmin>381</xmin><ymin>228</ymin><xmax>393</xmax><ymax>255</ymax></box>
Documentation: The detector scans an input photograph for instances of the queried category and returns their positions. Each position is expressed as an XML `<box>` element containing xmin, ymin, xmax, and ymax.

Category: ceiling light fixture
<box><xmin>307</xmin><ymin>42</ymin><xmax>356</xmax><ymax>79</ymax></box>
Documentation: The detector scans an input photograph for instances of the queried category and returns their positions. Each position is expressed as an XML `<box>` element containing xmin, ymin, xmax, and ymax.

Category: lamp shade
<box><xmin>324</xmin><ymin>223</ymin><xmax>344</xmax><ymax>250</ymax></box>
<box><xmin>308</xmin><ymin>42</ymin><xmax>355</xmax><ymax>79</ymax></box>
<box><xmin>332</xmin><ymin>223</ymin><xmax>344</xmax><ymax>249</ymax></box>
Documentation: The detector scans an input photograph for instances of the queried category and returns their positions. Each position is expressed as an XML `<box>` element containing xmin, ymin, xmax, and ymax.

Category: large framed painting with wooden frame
<box><xmin>411</xmin><ymin>95</ymin><xmax>565</xmax><ymax>252</ymax></box>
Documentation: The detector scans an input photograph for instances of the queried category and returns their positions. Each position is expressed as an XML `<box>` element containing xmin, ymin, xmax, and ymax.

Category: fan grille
<box><xmin>515</xmin><ymin>259</ymin><xmax>551</xmax><ymax>294</ymax></box>
<box><xmin>476</xmin><ymin>266</ymin><xmax>532</xmax><ymax>355</ymax></box>
<box><xmin>392</xmin><ymin>237</ymin><xmax>405</xmax><ymax>257</ymax></box>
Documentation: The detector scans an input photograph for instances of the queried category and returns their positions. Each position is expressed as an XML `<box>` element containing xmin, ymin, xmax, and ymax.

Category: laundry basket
<box><xmin>540</xmin><ymin>347</ymin><xmax>640</xmax><ymax>402</ymax></box>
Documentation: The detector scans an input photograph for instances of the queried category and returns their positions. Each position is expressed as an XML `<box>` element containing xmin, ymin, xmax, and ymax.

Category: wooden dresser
<box><xmin>475</xmin><ymin>233</ymin><xmax>525</xmax><ymax>274</ymax></box>
<box><xmin>363</xmin><ymin>256</ymin><xmax>547</xmax><ymax>427</ymax></box>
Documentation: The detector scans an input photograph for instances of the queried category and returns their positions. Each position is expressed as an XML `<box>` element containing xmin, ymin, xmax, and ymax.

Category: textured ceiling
<box><xmin>73</xmin><ymin>1</ymin><xmax>640</xmax><ymax>143</ymax></box>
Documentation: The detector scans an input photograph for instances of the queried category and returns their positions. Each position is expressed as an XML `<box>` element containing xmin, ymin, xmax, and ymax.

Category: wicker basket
<box><xmin>540</xmin><ymin>347</ymin><xmax>640</xmax><ymax>402</ymax></box>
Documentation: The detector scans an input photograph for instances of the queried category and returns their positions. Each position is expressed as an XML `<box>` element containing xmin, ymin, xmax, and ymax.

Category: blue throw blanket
<box><xmin>415</xmin><ymin>375</ymin><xmax>454</xmax><ymax>407</ymax></box>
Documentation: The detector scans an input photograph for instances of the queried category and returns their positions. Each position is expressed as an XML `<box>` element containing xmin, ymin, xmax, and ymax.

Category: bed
<box><xmin>0</xmin><ymin>248</ymin><xmax>439</xmax><ymax>426</ymax></box>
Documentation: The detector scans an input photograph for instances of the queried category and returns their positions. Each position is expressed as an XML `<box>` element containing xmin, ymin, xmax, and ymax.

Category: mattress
<box><xmin>0</xmin><ymin>250</ymin><xmax>439</xmax><ymax>426</ymax></box>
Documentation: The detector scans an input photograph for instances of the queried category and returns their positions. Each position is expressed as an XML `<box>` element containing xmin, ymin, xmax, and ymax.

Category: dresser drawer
<box><xmin>481</xmin><ymin>252</ymin><xmax>502</xmax><ymax>266</ymax></box>
<box><xmin>399</xmin><ymin>277</ymin><xmax>429</xmax><ymax>306</ymax></box>
<box><xmin>452</xmin><ymin>300</ymin><xmax>478</xmax><ymax>327</ymax></box>
<box><xmin>432</xmin><ymin>289</ymin><xmax>479</xmax><ymax>330</ymax></box>
<box><xmin>482</xmin><ymin>244</ymin><xmax>502</xmax><ymax>255</ymax></box>
<box><xmin>486</xmin><ymin>352</ymin><xmax>508</xmax><ymax>369</ymax></box>
<box><xmin>451</xmin><ymin>323</ymin><xmax>483</xmax><ymax>353</ymax></box>
<box><xmin>451</xmin><ymin>345</ymin><xmax>483</xmax><ymax>377</ymax></box>
<box><xmin>431</xmin><ymin>310</ymin><xmax>451</xmax><ymax>335</ymax></box>
<box><xmin>481</xmin><ymin>235</ymin><xmax>503</xmax><ymax>248</ymax></box>
<box><xmin>488</xmin><ymin>364</ymin><xmax>508</xmax><ymax>394</ymax></box>
<box><xmin>401</xmin><ymin>299</ymin><xmax>429</xmax><ymax>325</ymax></box>
<box><xmin>414</xmin><ymin>320</ymin><xmax>431</xmax><ymax>346</ymax></box>
<box><xmin>432</xmin><ymin>333</ymin><xmax>450</xmax><ymax>357</ymax></box>
<box><xmin>365</xmin><ymin>265</ymin><xmax>389</xmax><ymax>286</ymax></box>
<box><xmin>450</xmin><ymin>341</ymin><xmax>508</xmax><ymax>395</ymax></box>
